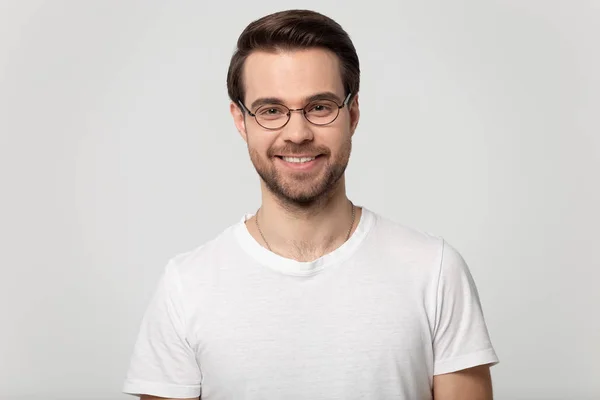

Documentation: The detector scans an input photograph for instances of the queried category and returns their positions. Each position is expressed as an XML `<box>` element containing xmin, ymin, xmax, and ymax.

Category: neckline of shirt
<box><xmin>234</xmin><ymin>206</ymin><xmax>376</xmax><ymax>276</ymax></box>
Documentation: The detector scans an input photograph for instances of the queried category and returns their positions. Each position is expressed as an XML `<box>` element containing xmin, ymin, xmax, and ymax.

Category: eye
<box><xmin>307</xmin><ymin>101</ymin><xmax>335</xmax><ymax>115</ymax></box>
<box><xmin>257</xmin><ymin>104</ymin><xmax>287</xmax><ymax>118</ymax></box>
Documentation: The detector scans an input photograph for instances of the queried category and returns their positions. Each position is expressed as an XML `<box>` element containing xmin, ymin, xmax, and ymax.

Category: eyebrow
<box><xmin>249</xmin><ymin>91</ymin><xmax>343</xmax><ymax>111</ymax></box>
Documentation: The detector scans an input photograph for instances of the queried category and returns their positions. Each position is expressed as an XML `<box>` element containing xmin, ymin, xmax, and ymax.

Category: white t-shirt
<box><xmin>123</xmin><ymin>207</ymin><xmax>498</xmax><ymax>399</ymax></box>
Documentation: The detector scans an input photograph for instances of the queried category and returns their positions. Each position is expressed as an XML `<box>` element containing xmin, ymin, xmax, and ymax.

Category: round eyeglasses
<box><xmin>238</xmin><ymin>92</ymin><xmax>352</xmax><ymax>130</ymax></box>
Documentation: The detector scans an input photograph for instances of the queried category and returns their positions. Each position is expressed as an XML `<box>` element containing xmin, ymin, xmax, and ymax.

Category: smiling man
<box><xmin>123</xmin><ymin>9</ymin><xmax>499</xmax><ymax>400</ymax></box>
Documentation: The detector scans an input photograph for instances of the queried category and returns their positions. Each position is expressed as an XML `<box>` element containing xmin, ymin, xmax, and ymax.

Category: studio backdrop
<box><xmin>1</xmin><ymin>1</ymin><xmax>598</xmax><ymax>399</ymax></box>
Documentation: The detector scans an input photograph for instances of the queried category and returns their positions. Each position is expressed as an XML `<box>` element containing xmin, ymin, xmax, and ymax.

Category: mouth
<box><xmin>274</xmin><ymin>154</ymin><xmax>325</xmax><ymax>171</ymax></box>
<box><xmin>275</xmin><ymin>154</ymin><xmax>324</xmax><ymax>164</ymax></box>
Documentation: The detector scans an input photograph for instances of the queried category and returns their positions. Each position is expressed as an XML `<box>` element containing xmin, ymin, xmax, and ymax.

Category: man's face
<box><xmin>232</xmin><ymin>48</ymin><xmax>359</xmax><ymax>205</ymax></box>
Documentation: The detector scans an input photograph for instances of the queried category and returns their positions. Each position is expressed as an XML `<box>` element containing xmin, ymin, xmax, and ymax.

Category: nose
<box><xmin>280</xmin><ymin>109</ymin><xmax>314</xmax><ymax>143</ymax></box>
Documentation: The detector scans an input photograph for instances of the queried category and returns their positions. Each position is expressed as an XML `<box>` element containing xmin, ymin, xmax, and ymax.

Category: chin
<box><xmin>276</xmin><ymin>178</ymin><xmax>339</xmax><ymax>204</ymax></box>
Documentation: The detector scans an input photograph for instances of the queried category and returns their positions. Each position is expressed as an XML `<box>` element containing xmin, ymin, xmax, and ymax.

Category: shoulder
<box><xmin>369</xmin><ymin>211</ymin><xmax>477</xmax><ymax>290</ymax></box>
<box><xmin>365</xmin><ymin>209</ymin><xmax>478</xmax><ymax>296</ymax></box>
<box><xmin>163</xmin><ymin>219</ymin><xmax>242</xmax><ymax>283</ymax></box>
<box><xmin>365</xmin><ymin>208</ymin><xmax>472</xmax><ymax>279</ymax></box>
<box><xmin>367</xmin><ymin>208</ymin><xmax>446</xmax><ymax>259</ymax></box>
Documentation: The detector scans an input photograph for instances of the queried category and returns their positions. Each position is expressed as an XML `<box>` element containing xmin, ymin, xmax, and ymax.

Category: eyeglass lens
<box><xmin>254</xmin><ymin>99</ymin><xmax>340</xmax><ymax>129</ymax></box>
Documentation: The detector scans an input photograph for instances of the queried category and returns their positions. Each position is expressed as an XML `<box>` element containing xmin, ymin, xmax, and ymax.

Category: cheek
<box><xmin>247</xmin><ymin>131</ymin><xmax>271</xmax><ymax>150</ymax></box>
<box><xmin>324</xmin><ymin>130</ymin><xmax>350</xmax><ymax>151</ymax></box>
<box><xmin>251</xmin><ymin>136</ymin><xmax>279</xmax><ymax>159</ymax></box>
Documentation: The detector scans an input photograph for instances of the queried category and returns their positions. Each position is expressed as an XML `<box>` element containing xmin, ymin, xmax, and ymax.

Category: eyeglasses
<box><xmin>238</xmin><ymin>92</ymin><xmax>352</xmax><ymax>130</ymax></box>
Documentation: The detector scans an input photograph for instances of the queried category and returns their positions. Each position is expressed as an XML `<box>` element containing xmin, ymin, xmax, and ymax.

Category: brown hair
<box><xmin>226</xmin><ymin>9</ymin><xmax>360</xmax><ymax>105</ymax></box>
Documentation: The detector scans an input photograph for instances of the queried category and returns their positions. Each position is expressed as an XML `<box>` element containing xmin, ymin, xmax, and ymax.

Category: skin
<box><xmin>433</xmin><ymin>365</ymin><xmax>494</xmax><ymax>399</ymax></box>
<box><xmin>230</xmin><ymin>48</ymin><xmax>361</xmax><ymax>262</ymax></box>
<box><xmin>140</xmin><ymin>397</ymin><xmax>196</xmax><ymax>400</ymax></box>
<box><xmin>139</xmin><ymin>47</ymin><xmax>493</xmax><ymax>400</ymax></box>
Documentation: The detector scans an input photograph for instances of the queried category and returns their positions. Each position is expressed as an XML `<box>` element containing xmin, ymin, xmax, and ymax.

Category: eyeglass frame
<box><xmin>237</xmin><ymin>92</ymin><xmax>353</xmax><ymax>130</ymax></box>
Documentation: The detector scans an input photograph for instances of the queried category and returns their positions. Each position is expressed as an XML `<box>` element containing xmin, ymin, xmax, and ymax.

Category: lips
<box><xmin>280</xmin><ymin>155</ymin><xmax>318</xmax><ymax>163</ymax></box>
<box><xmin>276</xmin><ymin>154</ymin><xmax>321</xmax><ymax>158</ymax></box>
<box><xmin>276</xmin><ymin>153</ymin><xmax>323</xmax><ymax>160</ymax></box>
<box><xmin>274</xmin><ymin>154</ymin><xmax>324</xmax><ymax>171</ymax></box>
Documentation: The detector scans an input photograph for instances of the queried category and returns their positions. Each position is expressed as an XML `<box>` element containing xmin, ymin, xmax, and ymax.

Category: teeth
<box><xmin>282</xmin><ymin>156</ymin><xmax>316</xmax><ymax>163</ymax></box>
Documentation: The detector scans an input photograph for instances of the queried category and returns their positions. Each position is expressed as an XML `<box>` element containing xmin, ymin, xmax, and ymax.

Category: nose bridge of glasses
<box><xmin>287</xmin><ymin>107</ymin><xmax>305</xmax><ymax>114</ymax></box>
<box><xmin>286</xmin><ymin>107</ymin><xmax>309</xmax><ymax>125</ymax></box>
<box><xmin>275</xmin><ymin>106</ymin><xmax>311</xmax><ymax>137</ymax></box>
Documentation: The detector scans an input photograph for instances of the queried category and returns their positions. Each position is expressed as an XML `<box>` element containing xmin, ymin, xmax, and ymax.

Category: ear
<box><xmin>230</xmin><ymin>101</ymin><xmax>248</xmax><ymax>143</ymax></box>
<box><xmin>348</xmin><ymin>93</ymin><xmax>360</xmax><ymax>136</ymax></box>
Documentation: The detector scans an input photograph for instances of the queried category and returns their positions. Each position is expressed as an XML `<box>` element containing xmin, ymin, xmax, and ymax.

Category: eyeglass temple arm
<box><xmin>343</xmin><ymin>92</ymin><xmax>352</xmax><ymax>107</ymax></box>
<box><xmin>237</xmin><ymin>100</ymin><xmax>254</xmax><ymax>116</ymax></box>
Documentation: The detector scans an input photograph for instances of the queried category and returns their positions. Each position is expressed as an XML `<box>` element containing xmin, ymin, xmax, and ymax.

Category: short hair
<box><xmin>226</xmin><ymin>9</ymin><xmax>360</xmax><ymax>105</ymax></box>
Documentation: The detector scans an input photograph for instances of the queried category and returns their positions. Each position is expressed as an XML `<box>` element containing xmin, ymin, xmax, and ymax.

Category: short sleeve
<box><xmin>432</xmin><ymin>240</ymin><xmax>499</xmax><ymax>375</ymax></box>
<box><xmin>123</xmin><ymin>260</ymin><xmax>202</xmax><ymax>398</ymax></box>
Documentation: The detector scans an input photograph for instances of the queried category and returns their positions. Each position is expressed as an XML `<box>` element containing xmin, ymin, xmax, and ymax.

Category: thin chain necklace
<box><xmin>255</xmin><ymin>201</ymin><xmax>356</xmax><ymax>252</ymax></box>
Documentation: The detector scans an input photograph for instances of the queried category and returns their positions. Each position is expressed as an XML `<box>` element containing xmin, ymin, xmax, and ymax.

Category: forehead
<box><xmin>242</xmin><ymin>48</ymin><xmax>345</xmax><ymax>104</ymax></box>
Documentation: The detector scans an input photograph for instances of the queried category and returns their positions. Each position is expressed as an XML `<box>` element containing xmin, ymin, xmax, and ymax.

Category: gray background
<box><xmin>1</xmin><ymin>1</ymin><xmax>599</xmax><ymax>399</ymax></box>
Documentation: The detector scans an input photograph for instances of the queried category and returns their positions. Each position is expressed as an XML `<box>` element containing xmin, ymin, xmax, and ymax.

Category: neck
<box><xmin>249</xmin><ymin>178</ymin><xmax>360</xmax><ymax>261</ymax></box>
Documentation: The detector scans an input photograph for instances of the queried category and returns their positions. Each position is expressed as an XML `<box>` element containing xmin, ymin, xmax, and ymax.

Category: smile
<box><xmin>275</xmin><ymin>155</ymin><xmax>324</xmax><ymax>171</ymax></box>
<box><xmin>281</xmin><ymin>156</ymin><xmax>316</xmax><ymax>163</ymax></box>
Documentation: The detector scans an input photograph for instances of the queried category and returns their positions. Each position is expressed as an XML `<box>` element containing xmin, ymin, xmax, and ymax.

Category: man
<box><xmin>123</xmin><ymin>9</ymin><xmax>499</xmax><ymax>400</ymax></box>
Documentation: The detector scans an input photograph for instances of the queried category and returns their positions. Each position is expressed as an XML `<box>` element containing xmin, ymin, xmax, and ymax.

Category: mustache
<box><xmin>268</xmin><ymin>145</ymin><xmax>330</xmax><ymax>157</ymax></box>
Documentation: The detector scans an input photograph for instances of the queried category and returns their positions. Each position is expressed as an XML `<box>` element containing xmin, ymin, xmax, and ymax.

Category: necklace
<box><xmin>255</xmin><ymin>201</ymin><xmax>356</xmax><ymax>252</ymax></box>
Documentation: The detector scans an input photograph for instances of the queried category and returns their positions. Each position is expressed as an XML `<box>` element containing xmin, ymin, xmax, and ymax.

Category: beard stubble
<box><xmin>248</xmin><ymin>137</ymin><xmax>352</xmax><ymax>206</ymax></box>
